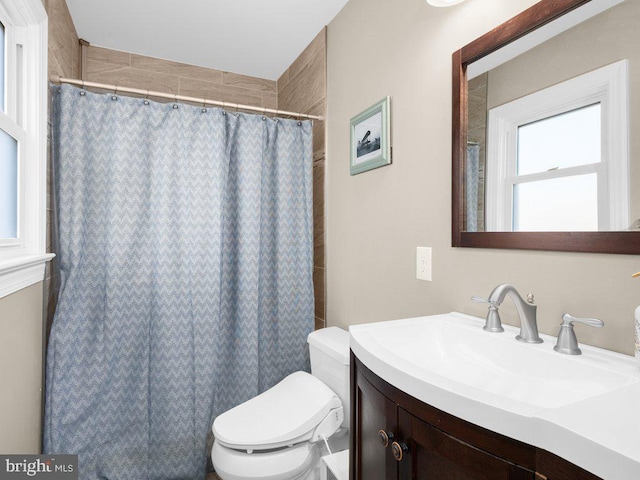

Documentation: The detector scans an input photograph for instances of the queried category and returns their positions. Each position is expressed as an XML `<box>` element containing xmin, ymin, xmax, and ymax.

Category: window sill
<box><xmin>0</xmin><ymin>253</ymin><xmax>55</xmax><ymax>299</ymax></box>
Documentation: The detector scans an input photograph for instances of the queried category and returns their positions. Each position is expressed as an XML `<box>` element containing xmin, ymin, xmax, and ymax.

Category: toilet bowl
<box><xmin>211</xmin><ymin>438</ymin><xmax>319</xmax><ymax>480</ymax></box>
<box><xmin>211</xmin><ymin>327</ymin><xmax>350</xmax><ymax>480</ymax></box>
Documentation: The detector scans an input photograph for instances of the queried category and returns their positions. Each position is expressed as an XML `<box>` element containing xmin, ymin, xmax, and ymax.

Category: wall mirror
<box><xmin>452</xmin><ymin>0</ymin><xmax>640</xmax><ymax>254</ymax></box>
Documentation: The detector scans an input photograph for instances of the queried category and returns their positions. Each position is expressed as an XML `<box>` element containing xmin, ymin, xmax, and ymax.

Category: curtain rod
<box><xmin>52</xmin><ymin>76</ymin><xmax>325</xmax><ymax>121</ymax></box>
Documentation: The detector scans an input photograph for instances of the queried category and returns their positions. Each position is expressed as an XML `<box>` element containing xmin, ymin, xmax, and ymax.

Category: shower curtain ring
<box><xmin>201</xmin><ymin>98</ymin><xmax>207</xmax><ymax>113</ymax></box>
<box><xmin>112</xmin><ymin>84</ymin><xmax>118</xmax><ymax>101</ymax></box>
<box><xmin>144</xmin><ymin>90</ymin><xmax>150</xmax><ymax>106</ymax></box>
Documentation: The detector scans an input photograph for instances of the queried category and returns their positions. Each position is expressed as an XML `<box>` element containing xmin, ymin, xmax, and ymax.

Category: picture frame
<box><xmin>350</xmin><ymin>97</ymin><xmax>391</xmax><ymax>175</ymax></box>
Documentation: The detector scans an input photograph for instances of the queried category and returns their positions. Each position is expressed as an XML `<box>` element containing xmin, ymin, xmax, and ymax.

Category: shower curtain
<box><xmin>45</xmin><ymin>84</ymin><xmax>315</xmax><ymax>480</ymax></box>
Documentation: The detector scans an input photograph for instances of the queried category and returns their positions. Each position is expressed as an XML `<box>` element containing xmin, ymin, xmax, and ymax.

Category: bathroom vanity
<box><xmin>349</xmin><ymin>313</ymin><xmax>640</xmax><ymax>480</ymax></box>
<box><xmin>351</xmin><ymin>355</ymin><xmax>597</xmax><ymax>480</ymax></box>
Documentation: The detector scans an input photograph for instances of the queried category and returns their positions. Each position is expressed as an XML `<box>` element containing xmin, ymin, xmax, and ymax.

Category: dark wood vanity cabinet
<box><xmin>395</xmin><ymin>408</ymin><xmax>535</xmax><ymax>480</ymax></box>
<box><xmin>350</xmin><ymin>353</ymin><xmax>602</xmax><ymax>480</ymax></box>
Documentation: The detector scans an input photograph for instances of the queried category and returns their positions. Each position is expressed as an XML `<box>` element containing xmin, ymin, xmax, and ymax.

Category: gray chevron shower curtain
<box><xmin>45</xmin><ymin>84</ymin><xmax>315</xmax><ymax>480</ymax></box>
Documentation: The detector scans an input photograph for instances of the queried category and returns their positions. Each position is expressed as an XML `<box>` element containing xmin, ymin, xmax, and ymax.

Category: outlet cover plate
<box><xmin>416</xmin><ymin>247</ymin><xmax>432</xmax><ymax>281</ymax></box>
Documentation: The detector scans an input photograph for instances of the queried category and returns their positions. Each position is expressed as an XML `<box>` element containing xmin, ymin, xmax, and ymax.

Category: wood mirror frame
<box><xmin>451</xmin><ymin>0</ymin><xmax>640</xmax><ymax>254</ymax></box>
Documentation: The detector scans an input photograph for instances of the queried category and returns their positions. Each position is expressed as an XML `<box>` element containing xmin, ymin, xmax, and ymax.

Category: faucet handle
<box><xmin>561</xmin><ymin>313</ymin><xmax>604</xmax><ymax>329</ymax></box>
<box><xmin>471</xmin><ymin>296</ymin><xmax>499</xmax><ymax>308</ymax></box>
<box><xmin>471</xmin><ymin>296</ymin><xmax>504</xmax><ymax>332</ymax></box>
<box><xmin>554</xmin><ymin>313</ymin><xmax>604</xmax><ymax>355</ymax></box>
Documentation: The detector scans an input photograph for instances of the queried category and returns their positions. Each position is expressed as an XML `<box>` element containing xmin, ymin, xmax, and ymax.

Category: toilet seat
<box><xmin>213</xmin><ymin>371</ymin><xmax>341</xmax><ymax>451</ymax></box>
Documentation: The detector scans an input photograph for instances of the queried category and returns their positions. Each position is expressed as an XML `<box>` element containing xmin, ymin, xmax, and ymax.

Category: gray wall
<box><xmin>0</xmin><ymin>283</ymin><xmax>45</xmax><ymax>452</ymax></box>
<box><xmin>326</xmin><ymin>0</ymin><xmax>639</xmax><ymax>355</ymax></box>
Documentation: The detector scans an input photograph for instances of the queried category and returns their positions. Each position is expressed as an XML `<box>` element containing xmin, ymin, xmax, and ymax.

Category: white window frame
<box><xmin>486</xmin><ymin>60</ymin><xmax>629</xmax><ymax>232</ymax></box>
<box><xmin>0</xmin><ymin>0</ymin><xmax>52</xmax><ymax>298</ymax></box>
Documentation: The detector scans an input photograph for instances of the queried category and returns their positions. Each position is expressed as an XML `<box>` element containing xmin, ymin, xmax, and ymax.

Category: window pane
<box><xmin>0</xmin><ymin>127</ymin><xmax>18</xmax><ymax>238</ymax></box>
<box><xmin>517</xmin><ymin>104</ymin><xmax>601</xmax><ymax>175</ymax></box>
<box><xmin>513</xmin><ymin>174</ymin><xmax>598</xmax><ymax>232</ymax></box>
<box><xmin>0</xmin><ymin>21</ymin><xmax>4</xmax><ymax>112</ymax></box>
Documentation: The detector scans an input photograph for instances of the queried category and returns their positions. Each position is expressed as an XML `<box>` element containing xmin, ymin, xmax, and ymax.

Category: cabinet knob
<box><xmin>377</xmin><ymin>429</ymin><xmax>394</xmax><ymax>448</ymax></box>
<box><xmin>391</xmin><ymin>441</ymin><xmax>409</xmax><ymax>461</ymax></box>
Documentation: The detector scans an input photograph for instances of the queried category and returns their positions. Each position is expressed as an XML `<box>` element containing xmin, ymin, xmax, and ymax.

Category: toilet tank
<box><xmin>307</xmin><ymin>327</ymin><xmax>351</xmax><ymax>428</ymax></box>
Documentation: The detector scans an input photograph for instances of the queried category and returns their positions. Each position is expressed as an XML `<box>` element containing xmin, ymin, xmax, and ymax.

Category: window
<box><xmin>0</xmin><ymin>13</ymin><xmax>23</xmax><ymax>244</ymax></box>
<box><xmin>486</xmin><ymin>60</ymin><xmax>629</xmax><ymax>232</ymax></box>
<box><xmin>0</xmin><ymin>128</ymin><xmax>18</xmax><ymax>238</ymax></box>
<box><xmin>0</xmin><ymin>16</ymin><xmax>17</xmax><ymax>241</ymax></box>
<box><xmin>0</xmin><ymin>0</ymin><xmax>50</xmax><ymax>298</ymax></box>
<box><xmin>0</xmin><ymin>21</ymin><xmax>5</xmax><ymax>112</ymax></box>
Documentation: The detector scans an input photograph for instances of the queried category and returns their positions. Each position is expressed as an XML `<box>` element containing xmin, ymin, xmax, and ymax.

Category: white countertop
<box><xmin>349</xmin><ymin>312</ymin><xmax>640</xmax><ymax>480</ymax></box>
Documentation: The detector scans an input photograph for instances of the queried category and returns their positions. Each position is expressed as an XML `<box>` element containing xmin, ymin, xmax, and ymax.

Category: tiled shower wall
<box><xmin>80</xmin><ymin>46</ymin><xmax>277</xmax><ymax>109</ymax></box>
<box><xmin>278</xmin><ymin>29</ymin><xmax>327</xmax><ymax>330</ymax></box>
<box><xmin>45</xmin><ymin>0</ymin><xmax>81</xmax><ymax>331</ymax></box>
<box><xmin>45</xmin><ymin>0</ymin><xmax>327</xmax><ymax>330</ymax></box>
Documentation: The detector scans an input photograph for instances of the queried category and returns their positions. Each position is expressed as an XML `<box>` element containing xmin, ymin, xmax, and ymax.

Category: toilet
<box><xmin>211</xmin><ymin>327</ymin><xmax>350</xmax><ymax>480</ymax></box>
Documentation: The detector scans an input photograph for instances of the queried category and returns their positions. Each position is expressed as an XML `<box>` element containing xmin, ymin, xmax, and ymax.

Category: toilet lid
<box><xmin>213</xmin><ymin>371</ymin><xmax>341</xmax><ymax>451</ymax></box>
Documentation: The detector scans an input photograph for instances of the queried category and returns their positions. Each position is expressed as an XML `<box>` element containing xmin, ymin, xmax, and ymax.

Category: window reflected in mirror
<box><xmin>513</xmin><ymin>105</ymin><xmax>600</xmax><ymax>232</ymax></box>
<box><xmin>462</xmin><ymin>0</ymin><xmax>636</xmax><ymax>234</ymax></box>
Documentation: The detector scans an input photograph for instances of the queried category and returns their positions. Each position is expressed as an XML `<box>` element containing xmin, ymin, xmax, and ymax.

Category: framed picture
<box><xmin>350</xmin><ymin>97</ymin><xmax>391</xmax><ymax>175</ymax></box>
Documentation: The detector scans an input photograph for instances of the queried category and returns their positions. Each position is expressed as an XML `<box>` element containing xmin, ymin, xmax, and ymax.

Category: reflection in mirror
<box><xmin>463</xmin><ymin>0</ymin><xmax>637</xmax><ymax>233</ymax></box>
<box><xmin>512</xmin><ymin>105</ymin><xmax>601</xmax><ymax>232</ymax></box>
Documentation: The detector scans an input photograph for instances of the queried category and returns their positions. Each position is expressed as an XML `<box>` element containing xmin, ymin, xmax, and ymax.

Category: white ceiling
<box><xmin>65</xmin><ymin>0</ymin><xmax>349</xmax><ymax>81</ymax></box>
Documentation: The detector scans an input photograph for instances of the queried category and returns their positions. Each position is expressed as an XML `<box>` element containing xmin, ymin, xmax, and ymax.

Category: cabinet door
<box><xmin>353</xmin><ymin>367</ymin><xmax>398</xmax><ymax>480</ymax></box>
<box><xmin>536</xmin><ymin>450</ymin><xmax>603</xmax><ymax>480</ymax></box>
<box><xmin>398</xmin><ymin>408</ymin><xmax>535</xmax><ymax>480</ymax></box>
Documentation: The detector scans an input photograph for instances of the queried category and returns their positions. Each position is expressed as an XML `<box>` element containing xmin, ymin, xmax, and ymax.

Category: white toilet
<box><xmin>211</xmin><ymin>327</ymin><xmax>350</xmax><ymax>480</ymax></box>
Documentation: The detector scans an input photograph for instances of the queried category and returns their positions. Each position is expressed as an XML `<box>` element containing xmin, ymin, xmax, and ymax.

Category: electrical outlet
<box><xmin>416</xmin><ymin>247</ymin><xmax>432</xmax><ymax>281</ymax></box>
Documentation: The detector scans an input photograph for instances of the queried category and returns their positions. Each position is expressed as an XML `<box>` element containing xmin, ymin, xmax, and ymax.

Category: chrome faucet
<box><xmin>472</xmin><ymin>284</ymin><xmax>543</xmax><ymax>344</ymax></box>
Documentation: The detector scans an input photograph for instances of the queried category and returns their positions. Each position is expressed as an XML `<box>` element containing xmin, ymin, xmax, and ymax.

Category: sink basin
<box><xmin>349</xmin><ymin>312</ymin><xmax>639</xmax><ymax>415</ymax></box>
<box><xmin>349</xmin><ymin>312</ymin><xmax>640</xmax><ymax>480</ymax></box>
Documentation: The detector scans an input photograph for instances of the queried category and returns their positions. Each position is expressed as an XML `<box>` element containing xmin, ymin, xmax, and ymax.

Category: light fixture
<box><xmin>427</xmin><ymin>0</ymin><xmax>466</xmax><ymax>6</ymax></box>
